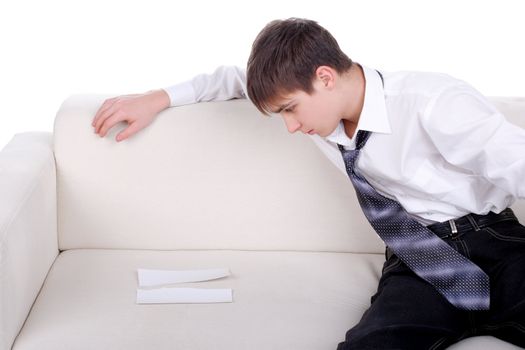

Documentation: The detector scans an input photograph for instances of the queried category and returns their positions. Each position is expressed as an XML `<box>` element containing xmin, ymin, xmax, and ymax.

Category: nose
<box><xmin>283</xmin><ymin>115</ymin><xmax>301</xmax><ymax>134</ymax></box>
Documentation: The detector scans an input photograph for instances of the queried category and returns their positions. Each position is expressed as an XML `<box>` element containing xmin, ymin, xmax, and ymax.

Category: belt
<box><xmin>385</xmin><ymin>208</ymin><xmax>518</xmax><ymax>260</ymax></box>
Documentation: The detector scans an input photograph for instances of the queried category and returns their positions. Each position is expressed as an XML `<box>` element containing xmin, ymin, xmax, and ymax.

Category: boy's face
<box><xmin>269</xmin><ymin>68</ymin><xmax>346</xmax><ymax>138</ymax></box>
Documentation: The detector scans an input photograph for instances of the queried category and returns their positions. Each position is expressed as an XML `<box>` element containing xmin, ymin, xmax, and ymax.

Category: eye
<box><xmin>284</xmin><ymin>106</ymin><xmax>295</xmax><ymax>113</ymax></box>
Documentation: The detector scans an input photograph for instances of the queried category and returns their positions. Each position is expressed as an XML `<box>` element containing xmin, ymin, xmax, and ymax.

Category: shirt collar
<box><xmin>324</xmin><ymin>64</ymin><xmax>391</xmax><ymax>148</ymax></box>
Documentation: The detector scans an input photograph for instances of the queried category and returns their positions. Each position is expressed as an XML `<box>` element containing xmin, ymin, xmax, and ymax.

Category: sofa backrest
<box><xmin>53</xmin><ymin>95</ymin><xmax>525</xmax><ymax>253</ymax></box>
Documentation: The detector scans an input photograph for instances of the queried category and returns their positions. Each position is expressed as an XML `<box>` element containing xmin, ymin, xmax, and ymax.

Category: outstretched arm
<box><xmin>92</xmin><ymin>65</ymin><xmax>247</xmax><ymax>142</ymax></box>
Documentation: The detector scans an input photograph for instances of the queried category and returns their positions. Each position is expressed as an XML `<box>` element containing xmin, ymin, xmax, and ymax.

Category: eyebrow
<box><xmin>271</xmin><ymin>101</ymin><xmax>294</xmax><ymax>114</ymax></box>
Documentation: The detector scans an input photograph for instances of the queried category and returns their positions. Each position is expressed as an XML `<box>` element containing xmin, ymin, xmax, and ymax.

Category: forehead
<box><xmin>267</xmin><ymin>90</ymin><xmax>304</xmax><ymax>113</ymax></box>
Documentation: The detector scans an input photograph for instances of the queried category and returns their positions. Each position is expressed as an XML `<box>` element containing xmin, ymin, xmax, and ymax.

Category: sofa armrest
<box><xmin>0</xmin><ymin>132</ymin><xmax>59</xmax><ymax>350</ymax></box>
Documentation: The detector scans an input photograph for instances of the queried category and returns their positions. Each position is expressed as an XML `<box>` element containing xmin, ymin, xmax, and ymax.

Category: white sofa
<box><xmin>1</xmin><ymin>95</ymin><xmax>524</xmax><ymax>350</ymax></box>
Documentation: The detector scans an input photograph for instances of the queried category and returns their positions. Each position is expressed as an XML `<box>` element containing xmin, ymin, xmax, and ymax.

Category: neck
<box><xmin>340</xmin><ymin>63</ymin><xmax>366</xmax><ymax>139</ymax></box>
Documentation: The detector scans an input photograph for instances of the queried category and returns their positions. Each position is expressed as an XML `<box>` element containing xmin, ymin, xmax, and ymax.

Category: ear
<box><xmin>315</xmin><ymin>66</ymin><xmax>337</xmax><ymax>89</ymax></box>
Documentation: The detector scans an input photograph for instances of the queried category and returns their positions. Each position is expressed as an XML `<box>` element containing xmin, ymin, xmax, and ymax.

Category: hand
<box><xmin>92</xmin><ymin>89</ymin><xmax>170</xmax><ymax>142</ymax></box>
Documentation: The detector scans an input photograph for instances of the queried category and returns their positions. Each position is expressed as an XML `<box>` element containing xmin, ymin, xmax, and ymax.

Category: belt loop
<box><xmin>466</xmin><ymin>214</ymin><xmax>481</xmax><ymax>231</ymax></box>
<box><xmin>448</xmin><ymin>219</ymin><xmax>458</xmax><ymax>235</ymax></box>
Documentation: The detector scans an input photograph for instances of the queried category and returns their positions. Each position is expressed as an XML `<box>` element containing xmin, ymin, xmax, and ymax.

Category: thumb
<box><xmin>116</xmin><ymin>122</ymin><xmax>142</xmax><ymax>142</ymax></box>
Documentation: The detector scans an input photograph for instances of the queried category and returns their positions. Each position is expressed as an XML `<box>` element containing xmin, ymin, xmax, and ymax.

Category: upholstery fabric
<box><xmin>53</xmin><ymin>96</ymin><xmax>385</xmax><ymax>253</ymax></box>
<box><xmin>0</xmin><ymin>133</ymin><xmax>58</xmax><ymax>350</ymax></box>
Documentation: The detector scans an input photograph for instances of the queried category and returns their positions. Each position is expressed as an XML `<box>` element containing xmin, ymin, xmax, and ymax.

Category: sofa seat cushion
<box><xmin>12</xmin><ymin>249</ymin><xmax>521</xmax><ymax>350</ymax></box>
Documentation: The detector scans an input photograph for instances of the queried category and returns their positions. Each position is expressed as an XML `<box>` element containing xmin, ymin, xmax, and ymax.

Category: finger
<box><xmin>95</xmin><ymin>103</ymin><xmax>119</xmax><ymax>134</ymax></box>
<box><xmin>98</xmin><ymin>112</ymin><xmax>123</xmax><ymax>137</ymax></box>
<box><xmin>92</xmin><ymin>98</ymin><xmax>115</xmax><ymax>127</ymax></box>
<box><xmin>116</xmin><ymin>121</ymin><xmax>143</xmax><ymax>142</ymax></box>
<box><xmin>94</xmin><ymin>103</ymin><xmax>115</xmax><ymax>132</ymax></box>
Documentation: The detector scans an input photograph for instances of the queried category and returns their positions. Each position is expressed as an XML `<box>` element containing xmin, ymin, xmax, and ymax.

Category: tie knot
<box><xmin>337</xmin><ymin>130</ymin><xmax>371</xmax><ymax>153</ymax></box>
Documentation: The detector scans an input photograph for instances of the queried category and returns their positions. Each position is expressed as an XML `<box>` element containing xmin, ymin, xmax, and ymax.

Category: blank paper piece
<box><xmin>136</xmin><ymin>267</ymin><xmax>233</xmax><ymax>304</ymax></box>
<box><xmin>137</xmin><ymin>269</ymin><xmax>230</xmax><ymax>287</ymax></box>
<box><xmin>137</xmin><ymin>287</ymin><xmax>233</xmax><ymax>304</ymax></box>
<box><xmin>137</xmin><ymin>268</ymin><xmax>231</xmax><ymax>287</ymax></box>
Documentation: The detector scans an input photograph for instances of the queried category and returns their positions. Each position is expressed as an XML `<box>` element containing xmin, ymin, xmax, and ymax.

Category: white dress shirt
<box><xmin>163</xmin><ymin>64</ymin><xmax>525</xmax><ymax>226</ymax></box>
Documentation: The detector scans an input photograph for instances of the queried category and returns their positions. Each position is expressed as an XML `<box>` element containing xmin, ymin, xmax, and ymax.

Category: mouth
<box><xmin>307</xmin><ymin>129</ymin><xmax>315</xmax><ymax>135</ymax></box>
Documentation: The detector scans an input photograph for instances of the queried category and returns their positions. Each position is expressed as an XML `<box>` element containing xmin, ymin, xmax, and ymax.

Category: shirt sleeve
<box><xmin>421</xmin><ymin>82</ymin><xmax>525</xmax><ymax>199</ymax></box>
<box><xmin>161</xmin><ymin>65</ymin><xmax>248</xmax><ymax>107</ymax></box>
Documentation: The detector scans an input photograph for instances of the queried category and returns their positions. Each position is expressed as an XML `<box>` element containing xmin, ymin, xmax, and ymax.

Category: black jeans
<box><xmin>337</xmin><ymin>208</ymin><xmax>525</xmax><ymax>350</ymax></box>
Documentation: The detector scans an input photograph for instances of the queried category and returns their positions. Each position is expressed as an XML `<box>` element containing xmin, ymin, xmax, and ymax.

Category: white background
<box><xmin>1</xmin><ymin>0</ymin><xmax>524</xmax><ymax>150</ymax></box>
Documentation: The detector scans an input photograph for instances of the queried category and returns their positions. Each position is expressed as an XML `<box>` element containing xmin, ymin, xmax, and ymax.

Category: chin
<box><xmin>323</xmin><ymin>125</ymin><xmax>339</xmax><ymax>138</ymax></box>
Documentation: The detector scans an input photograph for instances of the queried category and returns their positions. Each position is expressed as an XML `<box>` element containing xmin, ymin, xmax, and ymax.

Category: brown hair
<box><xmin>247</xmin><ymin>17</ymin><xmax>353</xmax><ymax>116</ymax></box>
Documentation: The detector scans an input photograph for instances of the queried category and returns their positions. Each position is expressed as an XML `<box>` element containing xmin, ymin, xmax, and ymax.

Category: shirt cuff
<box><xmin>162</xmin><ymin>80</ymin><xmax>196</xmax><ymax>107</ymax></box>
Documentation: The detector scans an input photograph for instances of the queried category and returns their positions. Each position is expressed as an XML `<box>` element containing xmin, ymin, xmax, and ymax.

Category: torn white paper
<box><xmin>137</xmin><ymin>268</ymin><xmax>231</xmax><ymax>287</ymax></box>
<box><xmin>136</xmin><ymin>287</ymin><xmax>233</xmax><ymax>304</ymax></box>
